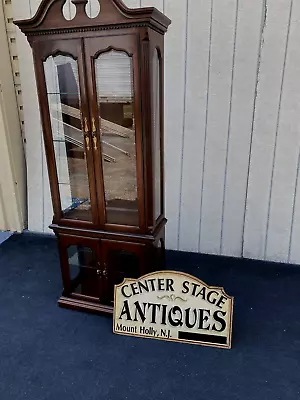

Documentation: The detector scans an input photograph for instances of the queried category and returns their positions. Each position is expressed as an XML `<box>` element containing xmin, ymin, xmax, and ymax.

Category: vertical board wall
<box><xmin>12</xmin><ymin>0</ymin><xmax>300</xmax><ymax>264</ymax></box>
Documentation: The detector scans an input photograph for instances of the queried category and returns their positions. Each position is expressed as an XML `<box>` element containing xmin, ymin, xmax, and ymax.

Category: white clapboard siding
<box><xmin>289</xmin><ymin>1</ymin><xmax>300</xmax><ymax>264</ymax></box>
<box><xmin>12</xmin><ymin>0</ymin><xmax>45</xmax><ymax>232</ymax></box>
<box><xmin>87</xmin><ymin>0</ymin><xmax>101</xmax><ymax>18</ymax></box>
<box><xmin>32</xmin><ymin>0</ymin><xmax>53</xmax><ymax>235</ymax></box>
<box><xmin>12</xmin><ymin>0</ymin><xmax>300</xmax><ymax>265</ymax></box>
<box><xmin>243</xmin><ymin>0</ymin><xmax>293</xmax><ymax>260</ymax></box>
<box><xmin>141</xmin><ymin>0</ymin><xmax>162</xmax><ymax>12</ymax></box>
<box><xmin>265</xmin><ymin>0</ymin><xmax>300</xmax><ymax>263</ymax></box>
<box><xmin>177</xmin><ymin>0</ymin><xmax>211</xmax><ymax>253</ymax></box>
<box><xmin>221</xmin><ymin>0</ymin><xmax>263</xmax><ymax>257</ymax></box>
<box><xmin>62</xmin><ymin>0</ymin><xmax>76</xmax><ymax>20</ymax></box>
<box><xmin>290</xmin><ymin>151</ymin><xmax>300</xmax><ymax>264</ymax></box>
<box><xmin>199</xmin><ymin>0</ymin><xmax>237</xmax><ymax>255</ymax></box>
<box><xmin>164</xmin><ymin>0</ymin><xmax>187</xmax><ymax>250</ymax></box>
<box><xmin>123</xmin><ymin>0</ymin><xmax>140</xmax><ymax>8</ymax></box>
<box><xmin>30</xmin><ymin>0</ymin><xmax>43</xmax><ymax>16</ymax></box>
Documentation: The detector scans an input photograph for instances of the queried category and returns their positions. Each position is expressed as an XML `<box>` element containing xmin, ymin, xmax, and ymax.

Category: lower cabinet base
<box><xmin>58</xmin><ymin>296</ymin><xmax>114</xmax><ymax>315</ymax></box>
<box><xmin>53</xmin><ymin>220</ymin><xmax>167</xmax><ymax>314</ymax></box>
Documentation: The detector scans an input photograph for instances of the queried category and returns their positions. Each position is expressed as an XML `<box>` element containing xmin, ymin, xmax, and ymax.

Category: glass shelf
<box><xmin>47</xmin><ymin>92</ymin><xmax>80</xmax><ymax>95</ymax></box>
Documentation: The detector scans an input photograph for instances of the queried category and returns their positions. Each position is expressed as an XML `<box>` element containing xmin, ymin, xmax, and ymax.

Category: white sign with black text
<box><xmin>113</xmin><ymin>271</ymin><xmax>233</xmax><ymax>349</ymax></box>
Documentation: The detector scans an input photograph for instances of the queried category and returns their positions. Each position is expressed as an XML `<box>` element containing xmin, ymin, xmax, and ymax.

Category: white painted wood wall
<box><xmin>0</xmin><ymin>0</ymin><xmax>26</xmax><ymax>232</ymax></box>
<box><xmin>12</xmin><ymin>0</ymin><xmax>300</xmax><ymax>264</ymax></box>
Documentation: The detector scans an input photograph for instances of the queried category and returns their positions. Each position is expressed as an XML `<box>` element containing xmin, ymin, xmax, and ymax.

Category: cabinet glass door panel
<box><xmin>67</xmin><ymin>245</ymin><xmax>101</xmax><ymax>298</ymax></box>
<box><xmin>94</xmin><ymin>50</ymin><xmax>139</xmax><ymax>226</ymax></box>
<box><xmin>102</xmin><ymin>240</ymin><xmax>144</xmax><ymax>304</ymax></box>
<box><xmin>44</xmin><ymin>55</ymin><xmax>92</xmax><ymax>221</ymax></box>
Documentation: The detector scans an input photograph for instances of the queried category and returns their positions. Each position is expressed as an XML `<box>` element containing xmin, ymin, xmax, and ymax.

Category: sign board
<box><xmin>113</xmin><ymin>271</ymin><xmax>233</xmax><ymax>349</ymax></box>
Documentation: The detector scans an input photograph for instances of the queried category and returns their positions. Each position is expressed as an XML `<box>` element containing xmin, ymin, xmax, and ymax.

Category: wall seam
<box><xmin>198</xmin><ymin>0</ymin><xmax>213</xmax><ymax>252</ymax></box>
<box><xmin>264</xmin><ymin>0</ymin><xmax>293</xmax><ymax>260</ymax></box>
<box><xmin>177</xmin><ymin>0</ymin><xmax>189</xmax><ymax>250</ymax></box>
<box><xmin>220</xmin><ymin>0</ymin><xmax>239</xmax><ymax>255</ymax></box>
<box><xmin>29</xmin><ymin>0</ymin><xmax>32</xmax><ymax>18</ymax></box>
<box><xmin>241</xmin><ymin>0</ymin><xmax>268</xmax><ymax>257</ymax></box>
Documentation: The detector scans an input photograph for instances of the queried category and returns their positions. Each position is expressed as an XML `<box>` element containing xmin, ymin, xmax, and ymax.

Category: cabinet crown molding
<box><xmin>14</xmin><ymin>0</ymin><xmax>171</xmax><ymax>37</ymax></box>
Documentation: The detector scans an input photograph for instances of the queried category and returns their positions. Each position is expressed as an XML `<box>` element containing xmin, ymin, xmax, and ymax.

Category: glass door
<box><xmin>84</xmin><ymin>35</ymin><xmax>144</xmax><ymax>230</ymax></box>
<box><xmin>67</xmin><ymin>243</ymin><xmax>102</xmax><ymax>299</ymax></box>
<box><xmin>101</xmin><ymin>240</ymin><xmax>146</xmax><ymax>305</ymax></box>
<box><xmin>57</xmin><ymin>235</ymin><xmax>104</xmax><ymax>301</ymax></box>
<box><xmin>37</xmin><ymin>39</ymin><xmax>99</xmax><ymax>225</ymax></box>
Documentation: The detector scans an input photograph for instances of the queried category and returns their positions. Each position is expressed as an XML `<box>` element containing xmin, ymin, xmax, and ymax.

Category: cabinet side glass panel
<box><xmin>44</xmin><ymin>55</ymin><xmax>92</xmax><ymax>221</ymax></box>
<box><xmin>152</xmin><ymin>49</ymin><xmax>162</xmax><ymax>221</ymax></box>
<box><xmin>94</xmin><ymin>50</ymin><xmax>139</xmax><ymax>226</ymax></box>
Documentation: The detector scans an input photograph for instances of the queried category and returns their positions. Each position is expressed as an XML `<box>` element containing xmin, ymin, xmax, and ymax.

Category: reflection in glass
<box><xmin>152</xmin><ymin>49</ymin><xmax>162</xmax><ymax>221</ymax></box>
<box><xmin>67</xmin><ymin>245</ymin><xmax>100</xmax><ymax>297</ymax></box>
<box><xmin>95</xmin><ymin>50</ymin><xmax>138</xmax><ymax>226</ymax></box>
<box><xmin>106</xmin><ymin>249</ymin><xmax>139</xmax><ymax>302</ymax></box>
<box><xmin>44</xmin><ymin>55</ymin><xmax>92</xmax><ymax>221</ymax></box>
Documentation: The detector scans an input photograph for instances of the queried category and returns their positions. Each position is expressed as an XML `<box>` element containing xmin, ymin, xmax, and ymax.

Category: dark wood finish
<box><xmin>14</xmin><ymin>0</ymin><xmax>170</xmax><ymax>37</ymax></box>
<box><xmin>15</xmin><ymin>0</ymin><xmax>171</xmax><ymax>315</ymax></box>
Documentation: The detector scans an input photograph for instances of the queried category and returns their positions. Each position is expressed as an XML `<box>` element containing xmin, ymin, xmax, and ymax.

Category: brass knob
<box><xmin>84</xmin><ymin>117</ymin><xmax>89</xmax><ymax>133</ymax></box>
<box><xmin>85</xmin><ymin>134</ymin><xmax>90</xmax><ymax>151</ymax></box>
<box><xmin>91</xmin><ymin>117</ymin><xmax>98</xmax><ymax>150</ymax></box>
<box><xmin>92</xmin><ymin>117</ymin><xmax>96</xmax><ymax>133</ymax></box>
<box><xmin>92</xmin><ymin>134</ymin><xmax>98</xmax><ymax>151</ymax></box>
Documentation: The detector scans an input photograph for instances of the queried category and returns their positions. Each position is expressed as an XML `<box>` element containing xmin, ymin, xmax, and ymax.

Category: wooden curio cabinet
<box><xmin>15</xmin><ymin>0</ymin><xmax>171</xmax><ymax>314</ymax></box>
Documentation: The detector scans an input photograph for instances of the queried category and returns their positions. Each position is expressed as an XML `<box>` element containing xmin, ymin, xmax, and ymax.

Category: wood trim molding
<box><xmin>14</xmin><ymin>0</ymin><xmax>171</xmax><ymax>37</ymax></box>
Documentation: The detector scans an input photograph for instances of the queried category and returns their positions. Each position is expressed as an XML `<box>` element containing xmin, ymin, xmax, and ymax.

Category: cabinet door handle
<box><xmin>103</xmin><ymin>264</ymin><xmax>108</xmax><ymax>278</ymax></box>
<box><xmin>92</xmin><ymin>134</ymin><xmax>98</xmax><ymax>151</ymax></box>
<box><xmin>84</xmin><ymin>117</ymin><xmax>89</xmax><ymax>133</ymax></box>
<box><xmin>92</xmin><ymin>117</ymin><xmax>96</xmax><ymax>133</ymax></box>
<box><xmin>84</xmin><ymin>134</ymin><xmax>90</xmax><ymax>151</ymax></box>
<box><xmin>91</xmin><ymin>117</ymin><xmax>98</xmax><ymax>150</ymax></box>
<box><xmin>82</xmin><ymin>116</ymin><xmax>90</xmax><ymax>151</ymax></box>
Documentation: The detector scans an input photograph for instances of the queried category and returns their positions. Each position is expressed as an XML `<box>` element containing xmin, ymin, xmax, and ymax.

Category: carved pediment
<box><xmin>14</xmin><ymin>0</ymin><xmax>171</xmax><ymax>36</ymax></box>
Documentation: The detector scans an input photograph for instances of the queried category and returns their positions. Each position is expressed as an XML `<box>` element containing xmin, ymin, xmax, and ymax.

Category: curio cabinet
<box><xmin>15</xmin><ymin>0</ymin><xmax>171</xmax><ymax>314</ymax></box>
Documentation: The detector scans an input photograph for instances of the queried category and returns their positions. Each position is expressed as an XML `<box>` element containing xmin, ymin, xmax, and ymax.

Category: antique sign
<box><xmin>113</xmin><ymin>271</ymin><xmax>233</xmax><ymax>349</ymax></box>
